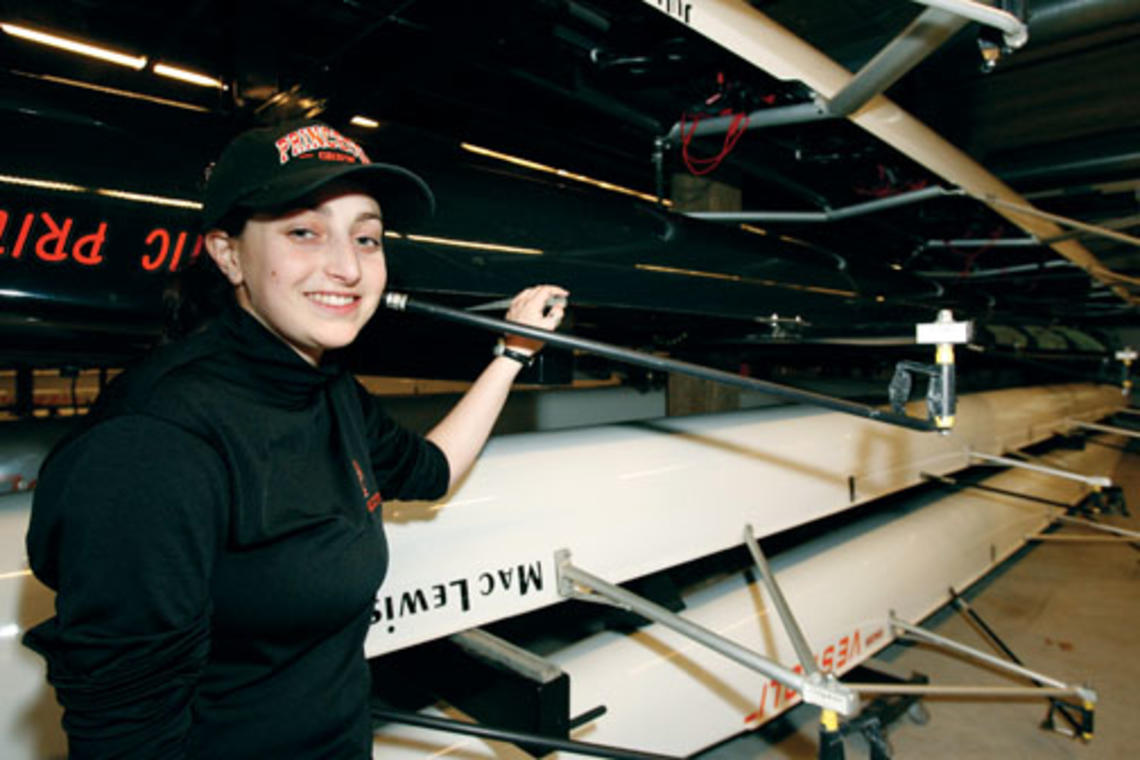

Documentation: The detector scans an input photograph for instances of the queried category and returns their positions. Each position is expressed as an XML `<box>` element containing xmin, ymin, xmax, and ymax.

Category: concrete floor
<box><xmin>697</xmin><ymin>437</ymin><xmax>1139</xmax><ymax>760</ymax></box>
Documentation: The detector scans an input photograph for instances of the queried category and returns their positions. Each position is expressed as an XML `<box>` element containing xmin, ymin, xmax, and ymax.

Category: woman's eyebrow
<box><xmin>355</xmin><ymin>211</ymin><xmax>382</xmax><ymax>224</ymax></box>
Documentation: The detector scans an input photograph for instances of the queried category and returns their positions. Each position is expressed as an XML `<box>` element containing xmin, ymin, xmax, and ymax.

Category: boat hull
<box><xmin>371</xmin><ymin>437</ymin><xmax>1124</xmax><ymax>757</ymax></box>
<box><xmin>370</xmin><ymin>384</ymin><xmax>1121</xmax><ymax>655</ymax></box>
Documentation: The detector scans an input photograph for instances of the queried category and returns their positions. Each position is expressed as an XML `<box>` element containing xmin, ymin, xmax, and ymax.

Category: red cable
<box><xmin>680</xmin><ymin>109</ymin><xmax>751</xmax><ymax>176</ymax></box>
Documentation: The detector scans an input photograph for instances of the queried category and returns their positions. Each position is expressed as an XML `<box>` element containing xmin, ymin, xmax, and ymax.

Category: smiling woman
<box><xmin>205</xmin><ymin>190</ymin><xmax>390</xmax><ymax>365</ymax></box>
<box><xmin>21</xmin><ymin>119</ymin><xmax>567</xmax><ymax>759</ymax></box>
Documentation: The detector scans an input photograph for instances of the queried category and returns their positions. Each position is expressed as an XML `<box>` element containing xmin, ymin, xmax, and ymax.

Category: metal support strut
<box><xmin>742</xmin><ymin>526</ymin><xmax>853</xmax><ymax>758</ymax></box>
<box><xmin>843</xmin><ymin>615</ymin><xmax>1097</xmax><ymax>704</ymax></box>
<box><xmin>969</xmin><ymin>451</ymin><xmax>1112</xmax><ymax>488</ymax></box>
<box><xmin>921</xmin><ymin>471</ymin><xmax>1073</xmax><ymax>509</ymax></box>
<box><xmin>1064</xmin><ymin>419</ymin><xmax>1140</xmax><ymax>440</ymax></box>
<box><xmin>554</xmin><ymin>549</ymin><xmax>859</xmax><ymax>716</ymax></box>
<box><xmin>1053</xmin><ymin>514</ymin><xmax>1140</xmax><ymax>541</ymax></box>
<box><xmin>920</xmin><ymin>472</ymin><xmax>1134</xmax><ymax>540</ymax></box>
<box><xmin>948</xmin><ymin>589</ymin><xmax>1095</xmax><ymax>741</ymax></box>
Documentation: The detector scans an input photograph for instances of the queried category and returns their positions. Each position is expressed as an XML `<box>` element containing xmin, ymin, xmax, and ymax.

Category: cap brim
<box><xmin>231</xmin><ymin>162</ymin><xmax>435</xmax><ymax>231</ymax></box>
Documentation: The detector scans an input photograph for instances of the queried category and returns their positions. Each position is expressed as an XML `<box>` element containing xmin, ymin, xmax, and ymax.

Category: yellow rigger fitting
<box><xmin>1117</xmin><ymin>348</ymin><xmax>1136</xmax><ymax>394</ymax></box>
<box><xmin>934</xmin><ymin>343</ymin><xmax>955</xmax><ymax>430</ymax></box>
<box><xmin>917</xmin><ymin>310</ymin><xmax>968</xmax><ymax>431</ymax></box>
<box><xmin>1081</xmin><ymin>700</ymin><xmax>1094</xmax><ymax>740</ymax></box>
<box><xmin>820</xmin><ymin>709</ymin><xmax>840</xmax><ymax>732</ymax></box>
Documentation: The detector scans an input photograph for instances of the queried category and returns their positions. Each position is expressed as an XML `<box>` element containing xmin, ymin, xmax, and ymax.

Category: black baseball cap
<box><xmin>201</xmin><ymin>119</ymin><xmax>435</xmax><ymax>231</ymax></box>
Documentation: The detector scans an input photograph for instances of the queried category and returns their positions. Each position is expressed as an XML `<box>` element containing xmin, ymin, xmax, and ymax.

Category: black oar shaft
<box><xmin>382</xmin><ymin>292</ymin><xmax>937</xmax><ymax>433</ymax></box>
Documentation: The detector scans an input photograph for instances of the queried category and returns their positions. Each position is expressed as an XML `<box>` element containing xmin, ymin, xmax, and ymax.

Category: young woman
<box><xmin>24</xmin><ymin>119</ymin><xmax>567</xmax><ymax>758</ymax></box>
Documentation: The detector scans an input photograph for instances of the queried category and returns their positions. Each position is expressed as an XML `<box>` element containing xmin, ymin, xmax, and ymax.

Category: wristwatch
<box><xmin>493</xmin><ymin>339</ymin><xmax>535</xmax><ymax>367</ymax></box>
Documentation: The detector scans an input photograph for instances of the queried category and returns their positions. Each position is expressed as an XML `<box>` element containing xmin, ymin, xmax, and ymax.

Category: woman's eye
<box><xmin>356</xmin><ymin>235</ymin><xmax>383</xmax><ymax>249</ymax></box>
<box><xmin>287</xmin><ymin>227</ymin><xmax>318</xmax><ymax>240</ymax></box>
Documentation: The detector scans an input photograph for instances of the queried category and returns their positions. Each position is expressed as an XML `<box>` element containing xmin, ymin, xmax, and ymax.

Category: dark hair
<box><xmin>161</xmin><ymin>211</ymin><xmax>247</xmax><ymax>342</ymax></box>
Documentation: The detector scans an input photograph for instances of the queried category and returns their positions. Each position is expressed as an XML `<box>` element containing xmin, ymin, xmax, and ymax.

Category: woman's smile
<box><xmin>306</xmin><ymin>291</ymin><xmax>362</xmax><ymax>311</ymax></box>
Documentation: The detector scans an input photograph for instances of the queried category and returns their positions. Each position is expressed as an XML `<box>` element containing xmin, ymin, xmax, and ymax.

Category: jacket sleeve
<box><xmin>24</xmin><ymin>415</ymin><xmax>228</xmax><ymax>759</ymax></box>
<box><xmin>355</xmin><ymin>382</ymin><xmax>450</xmax><ymax>502</ymax></box>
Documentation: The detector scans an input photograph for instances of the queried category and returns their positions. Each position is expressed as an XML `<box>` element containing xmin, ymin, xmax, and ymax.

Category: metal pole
<box><xmin>1066</xmin><ymin>419</ymin><xmax>1140</xmax><ymax>440</ymax></box>
<box><xmin>910</xmin><ymin>0</ymin><xmax>1028</xmax><ymax>49</ymax></box>
<box><xmin>382</xmin><ymin>292</ymin><xmax>938</xmax><ymax>433</ymax></box>
<box><xmin>948</xmin><ymin>589</ymin><xmax>1084</xmax><ymax>729</ymax></box>
<box><xmin>916</xmin><ymin>260</ymin><xmax>1073</xmax><ymax>278</ymax></box>
<box><xmin>1042</xmin><ymin>212</ymin><xmax>1140</xmax><ymax>245</ymax></box>
<box><xmin>557</xmin><ymin>559</ymin><xmax>809</xmax><ymax>696</ymax></box>
<box><xmin>557</xmin><ymin>554</ymin><xmax>858</xmax><ymax>714</ymax></box>
<box><xmin>664</xmin><ymin>7</ymin><xmax>967</xmax><ymax>142</ymax></box>
<box><xmin>949</xmin><ymin>591</ymin><xmax>1022</xmax><ymax>667</ymax></box>
<box><xmin>828</xmin><ymin>8</ymin><xmax>968</xmax><ymax>116</ymax></box>
<box><xmin>923</xmin><ymin>238</ymin><xmax>1041</xmax><ymax>248</ymax></box>
<box><xmin>845</xmin><ymin>684</ymin><xmax>1083</xmax><ymax>698</ymax></box>
<box><xmin>969</xmin><ymin>451</ymin><xmax>1112</xmax><ymax>488</ymax></box>
<box><xmin>890</xmin><ymin>616</ymin><xmax>1082</xmax><ymax>693</ymax></box>
<box><xmin>667</xmin><ymin>101</ymin><xmax>826</xmax><ymax>141</ymax></box>
<box><xmin>745</xmin><ymin>525</ymin><xmax>853</xmax><ymax>755</ymax></box>
<box><xmin>742</xmin><ymin>525</ymin><xmax>818</xmax><ymax>674</ymax></box>
<box><xmin>978</xmin><ymin>194</ymin><xmax>1140</xmax><ymax>249</ymax></box>
<box><xmin>372</xmin><ymin>709</ymin><xmax>681</xmax><ymax>760</ymax></box>
<box><xmin>1055</xmin><ymin>514</ymin><xmax>1140</xmax><ymax>540</ymax></box>
<box><xmin>1028</xmin><ymin>534</ymin><xmax>1139</xmax><ymax>543</ymax></box>
<box><xmin>686</xmin><ymin>186</ymin><xmax>956</xmax><ymax>223</ymax></box>
<box><xmin>920</xmin><ymin>472</ymin><xmax>1075</xmax><ymax>509</ymax></box>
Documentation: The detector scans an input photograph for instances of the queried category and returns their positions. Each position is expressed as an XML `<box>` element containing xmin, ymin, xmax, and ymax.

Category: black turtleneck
<box><xmin>24</xmin><ymin>303</ymin><xmax>449</xmax><ymax>759</ymax></box>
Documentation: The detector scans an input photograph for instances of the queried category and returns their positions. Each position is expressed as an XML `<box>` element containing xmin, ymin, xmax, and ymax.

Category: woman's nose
<box><xmin>325</xmin><ymin>235</ymin><xmax>361</xmax><ymax>283</ymax></box>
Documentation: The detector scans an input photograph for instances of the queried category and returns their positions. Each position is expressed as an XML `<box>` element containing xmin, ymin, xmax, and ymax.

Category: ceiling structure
<box><xmin>0</xmin><ymin>0</ymin><xmax>1138</xmax><ymax>368</ymax></box>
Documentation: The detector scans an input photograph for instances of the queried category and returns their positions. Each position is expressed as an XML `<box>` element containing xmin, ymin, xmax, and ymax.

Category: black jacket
<box><xmin>25</xmin><ymin>303</ymin><xmax>449</xmax><ymax>759</ymax></box>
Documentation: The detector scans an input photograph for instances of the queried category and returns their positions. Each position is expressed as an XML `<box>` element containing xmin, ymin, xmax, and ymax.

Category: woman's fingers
<box><xmin>502</xmin><ymin>285</ymin><xmax>569</xmax><ymax>354</ymax></box>
<box><xmin>507</xmin><ymin>285</ymin><xmax>568</xmax><ymax>325</ymax></box>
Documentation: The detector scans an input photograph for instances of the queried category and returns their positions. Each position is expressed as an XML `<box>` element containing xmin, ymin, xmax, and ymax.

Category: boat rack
<box><xmin>552</xmin><ymin>520</ymin><xmax>1097</xmax><ymax>760</ymax></box>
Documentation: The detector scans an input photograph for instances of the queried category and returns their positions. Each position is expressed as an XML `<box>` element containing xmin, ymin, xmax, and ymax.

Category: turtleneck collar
<box><xmin>209</xmin><ymin>301</ymin><xmax>343</xmax><ymax>409</ymax></box>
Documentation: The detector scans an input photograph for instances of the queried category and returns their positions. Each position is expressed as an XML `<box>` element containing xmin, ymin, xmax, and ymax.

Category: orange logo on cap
<box><xmin>275</xmin><ymin>125</ymin><xmax>371</xmax><ymax>166</ymax></box>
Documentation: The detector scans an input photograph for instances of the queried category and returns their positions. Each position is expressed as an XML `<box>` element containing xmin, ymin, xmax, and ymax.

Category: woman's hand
<box><xmin>428</xmin><ymin>284</ymin><xmax>570</xmax><ymax>487</ymax></box>
<box><xmin>502</xmin><ymin>284</ymin><xmax>569</xmax><ymax>355</ymax></box>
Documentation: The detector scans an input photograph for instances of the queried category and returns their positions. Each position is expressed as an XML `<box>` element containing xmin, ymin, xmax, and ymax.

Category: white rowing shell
<box><xmin>371</xmin><ymin>433</ymin><xmax>1125</xmax><ymax>757</ymax></box>
<box><xmin>370</xmin><ymin>383</ymin><xmax>1121</xmax><ymax>655</ymax></box>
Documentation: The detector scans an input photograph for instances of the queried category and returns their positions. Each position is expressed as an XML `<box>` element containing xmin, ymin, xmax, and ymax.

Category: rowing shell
<box><xmin>371</xmin><ymin>431</ymin><xmax>1124</xmax><ymax>757</ymax></box>
<box><xmin>370</xmin><ymin>383</ymin><xmax>1121</xmax><ymax>656</ymax></box>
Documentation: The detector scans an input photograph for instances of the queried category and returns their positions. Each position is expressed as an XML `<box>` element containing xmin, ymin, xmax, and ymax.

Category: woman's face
<box><xmin>206</xmin><ymin>190</ymin><xmax>387</xmax><ymax>364</ymax></box>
